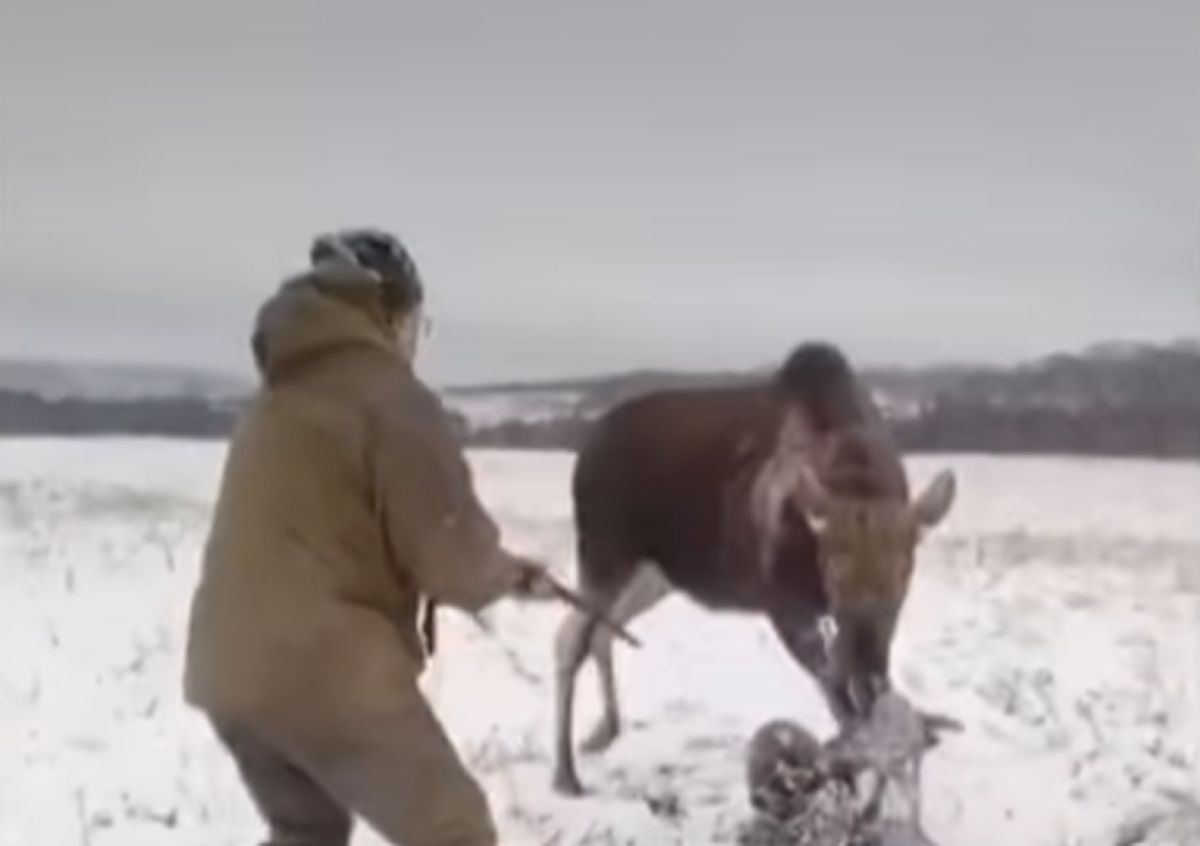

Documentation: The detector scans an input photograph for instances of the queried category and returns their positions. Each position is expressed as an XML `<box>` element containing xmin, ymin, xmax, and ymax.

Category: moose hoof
<box><xmin>552</xmin><ymin>768</ymin><xmax>586</xmax><ymax>797</ymax></box>
<box><xmin>580</xmin><ymin>719</ymin><xmax>619</xmax><ymax>754</ymax></box>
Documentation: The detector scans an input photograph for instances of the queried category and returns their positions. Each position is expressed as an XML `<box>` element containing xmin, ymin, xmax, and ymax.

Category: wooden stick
<box><xmin>544</xmin><ymin>577</ymin><xmax>643</xmax><ymax>648</ymax></box>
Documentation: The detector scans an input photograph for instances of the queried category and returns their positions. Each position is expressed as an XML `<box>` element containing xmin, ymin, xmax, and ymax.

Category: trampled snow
<box><xmin>0</xmin><ymin>440</ymin><xmax>1197</xmax><ymax>845</ymax></box>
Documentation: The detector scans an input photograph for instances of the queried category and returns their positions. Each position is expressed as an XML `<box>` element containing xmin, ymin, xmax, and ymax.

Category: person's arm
<box><xmin>370</xmin><ymin>375</ymin><xmax>544</xmax><ymax>613</ymax></box>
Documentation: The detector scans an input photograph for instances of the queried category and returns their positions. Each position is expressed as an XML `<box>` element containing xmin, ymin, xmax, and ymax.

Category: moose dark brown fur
<box><xmin>552</xmin><ymin>343</ymin><xmax>957</xmax><ymax>795</ymax></box>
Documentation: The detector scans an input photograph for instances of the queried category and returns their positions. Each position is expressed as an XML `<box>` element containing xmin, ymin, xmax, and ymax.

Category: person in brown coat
<box><xmin>184</xmin><ymin>229</ymin><xmax>554</xmax><ymax>846</ymax></box>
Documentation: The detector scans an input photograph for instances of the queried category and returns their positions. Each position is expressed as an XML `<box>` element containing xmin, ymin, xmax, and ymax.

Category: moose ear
<box><xmin>911</xmin><ymin>469</ymin><xmax>956</xmax><ymax>528</ymax></box>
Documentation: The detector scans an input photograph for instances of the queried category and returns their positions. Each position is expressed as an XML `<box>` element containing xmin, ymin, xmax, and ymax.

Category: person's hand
<box><xmin>504</xmin><ymin>555</ymin><xmax>644</xmax><ymax>647</ymax></box>
<box><xmin>508</xmin><ymin>556</ymin><xmax>561</xmax><ymax>601</ymax></box>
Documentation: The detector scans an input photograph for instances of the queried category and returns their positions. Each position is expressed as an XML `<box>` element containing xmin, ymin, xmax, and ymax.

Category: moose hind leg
<box><xmin>553</xmin><ymin>605</ymin><xmax>594</xmax><ymax>796</ymax></box>
<box><xmin>552</xmin><ymin>561</ymin><xmax>636</xmax><ymax>795</ymax></box>
<box><xmin>580</xmin><ymin>564</ymin><xmax>671</xmax><ymax>754</ymax></box>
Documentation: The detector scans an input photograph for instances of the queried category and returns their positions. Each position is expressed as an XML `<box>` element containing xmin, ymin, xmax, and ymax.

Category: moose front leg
<box><xmin>768</xmin><ymin>610</ymin><xmax>855</xmax><ymax>728</ymax></box>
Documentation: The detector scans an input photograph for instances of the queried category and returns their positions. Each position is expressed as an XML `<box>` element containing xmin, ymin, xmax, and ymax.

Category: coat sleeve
<box><xmin>370</xmin><ymin>374</ymin><xmax>524</xmax><ymax>613</ymax></box>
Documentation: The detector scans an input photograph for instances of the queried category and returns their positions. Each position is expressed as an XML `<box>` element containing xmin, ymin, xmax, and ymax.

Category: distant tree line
<box><xmin>0</xmin><ymin>389</ymin><xmax>240</xmax><ymax>438</ymax></box>
<box><xmin>891</xmin><ymin>399</ymin><xmax>1200</xmax><ymax>457</ymax></box>
<box><xmin>466</xmin><ymin>402</ymin><xmax>1199</xmax><ymax>458</ymax></box>
<box><xmin>0</xmin><ymin>342</ymin><xmax>1196</xmax><ymax>458</ymax></box>
<box><xmin>467</xmin><ymin>343</ymin><xmax>1200</xmax><ymax>459</ymax></box>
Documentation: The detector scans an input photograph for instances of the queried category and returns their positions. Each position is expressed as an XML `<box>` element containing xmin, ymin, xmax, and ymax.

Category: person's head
<box><xmin>309</xmin><ymin>228</ymin><xmax>427</xmax><ymax>358</ymax></box>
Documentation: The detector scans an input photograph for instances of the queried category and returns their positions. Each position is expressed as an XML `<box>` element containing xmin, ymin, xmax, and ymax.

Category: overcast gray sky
<box><xmin>2</xmin><ymin>1</ymin><xmax>1197</xmax><ymax>384</ymax></box>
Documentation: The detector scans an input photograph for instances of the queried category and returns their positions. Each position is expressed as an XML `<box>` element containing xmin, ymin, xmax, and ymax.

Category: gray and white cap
<box><xmin>309</xmin><ymin>228</ymin><xmax>424</xmax><ymax>315</ymax></box>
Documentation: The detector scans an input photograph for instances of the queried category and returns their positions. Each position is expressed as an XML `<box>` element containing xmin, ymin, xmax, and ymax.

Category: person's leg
<box><xmin>313</xmin><ymin>690</ymin><xmax>496</xmax><ymax>846</ymax></box>
<box><xmin>212</xmin><ymin>719</ymin><xmax>353</xmax><ymax>846</ymax></box>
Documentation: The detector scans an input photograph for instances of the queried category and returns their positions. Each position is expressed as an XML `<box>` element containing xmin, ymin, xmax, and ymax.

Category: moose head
<box><xmin>795</xmin><ymin>463</ymin><xmax>957</xmax><ymax>719</ymax></box>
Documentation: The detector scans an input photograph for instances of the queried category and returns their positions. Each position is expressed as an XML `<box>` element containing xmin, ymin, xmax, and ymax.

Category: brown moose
<box><xmin>552</xmin><ymin>343</ymin><xmax>957</xmax><ymax>795</ymax></box>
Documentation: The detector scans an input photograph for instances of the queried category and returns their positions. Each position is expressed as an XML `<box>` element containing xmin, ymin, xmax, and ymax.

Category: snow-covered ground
<box><xmin>0</xmin><ymin>439</ymin><xmax>1197</xmax><ymax>845</ymax></box>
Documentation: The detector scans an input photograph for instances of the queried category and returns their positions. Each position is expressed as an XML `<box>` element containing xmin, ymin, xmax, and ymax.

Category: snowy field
<box><xmin>1</xmin><ymin>439</ymin><xmax>1198</xmax><ymax>845</ymax></box>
